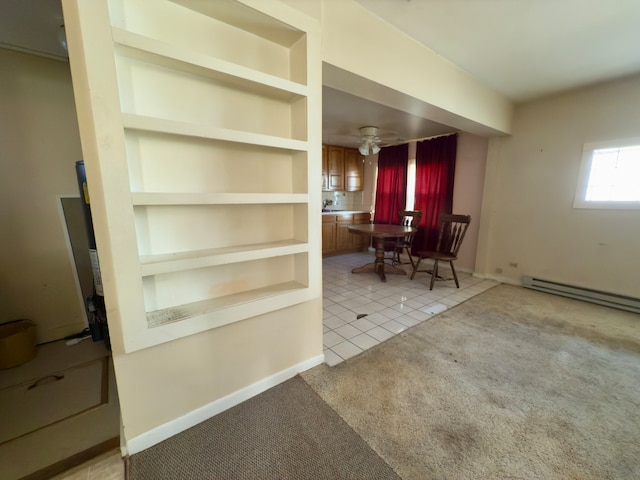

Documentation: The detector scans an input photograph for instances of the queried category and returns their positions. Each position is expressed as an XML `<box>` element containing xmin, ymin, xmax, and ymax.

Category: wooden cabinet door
<box><xmin>344</xmin><ymin>148</ymin><xmax>364</xmax><ymax>191</ymax></box>
<box><xmin>321</xmin><ymin>144</ymin><xmax>328</xmax><ymax>191</ymax></box>
<box><xmin>336</xmin><ymin>214</ymin><xmax>354</xmax><ymax>250</ymax></box>
<box><xmin>327</xmin><ymin>146</ymin><xmax>344</xmax><ymax>191</ymax></box>
<box><xmin>322</xmin><ymin>216</ymin><xmax>337</xmax><ymax>255</ymax></box>
<box><xmin>353</xmin><ymin>213</ymin><xmax>371</xmax><ymax>249</ymax></box>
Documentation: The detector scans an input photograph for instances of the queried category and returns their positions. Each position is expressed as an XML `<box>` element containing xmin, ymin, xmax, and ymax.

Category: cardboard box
<box><xmin>0</xmin><ymin>319</ymin><xmax>37</xmax><ymax>369</ymax></box>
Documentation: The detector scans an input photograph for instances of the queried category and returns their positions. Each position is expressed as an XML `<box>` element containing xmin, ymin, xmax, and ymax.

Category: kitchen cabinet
<box><xmin>323</xmin><ymin>145</ymin><xmax>364</xmax><ymax>192</ymax></box>
<box><xmin>353</xmin><ymin>212</ymin><xmax>372</xmax><ymax>249</ymax></box>
<box><xmin>322</xmin><ymin>212</ymin><xmax>371</xmax><ymax>256</ymax></box>
<box><xmin>322</xmin><ymin>144</ymin><xmax>328</xmax><ymax>191</ymax></box>
<box><xmin>322</xmin><ymin>215</ymin><xmax>337</xmax><ymax>255</ymax></box>
<box><xmin>327</xmin><ymin>145</ymin><xmax>345</xmax><ymax>191</ymax></box>
<box><xmin>336</xmin><ymin>215</ymin><xmax>354</xmax><ymax>251</ymax></box>
<box><xmin>65</xmin><ymin>0</ymin><xmax>320</xmax><ymax>352</ymax></box>
<box><xmin>344</xmin><ymin>148</ymin><xmax>364</xmax><ymax>191</ymax></box>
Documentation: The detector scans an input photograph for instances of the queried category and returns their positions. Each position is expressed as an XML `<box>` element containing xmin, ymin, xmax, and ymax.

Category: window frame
<box><xmin>573</xmin><ymin>137</ymin><xmax>640</xmax><ymax>210</ymax></box>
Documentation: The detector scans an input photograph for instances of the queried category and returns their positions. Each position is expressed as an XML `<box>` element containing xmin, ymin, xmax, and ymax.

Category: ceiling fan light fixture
<box><xmin>358</xmin><ymin>126</ymin><xmax>382</xmax><ymax>155</ymax></box>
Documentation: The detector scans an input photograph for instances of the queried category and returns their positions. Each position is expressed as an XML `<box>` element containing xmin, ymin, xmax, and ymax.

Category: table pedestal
<box><xmin>351</xmin><ymin>237</ymin><xmax>407</xmax><ymax>282</ymax></box>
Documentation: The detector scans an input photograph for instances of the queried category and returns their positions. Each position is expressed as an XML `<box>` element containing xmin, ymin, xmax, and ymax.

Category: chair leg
<box><xmin>430</xmin><ymin>259</ymin><xmax>439</xmax><ymax>290</ymax></box>
<box><xmin>410</xmin><ymin>256</ymin><xmax>421</xmax><ymax>280</ymax></box>
<box><xmin>450</xmin><ymin>261</ymin><xmax>459</xmax><ymax>288</ymax></box>
<box><xmin>405</xmin><ymin>247</ymin><xmax>416</xmax><ymax>269</ymax></box>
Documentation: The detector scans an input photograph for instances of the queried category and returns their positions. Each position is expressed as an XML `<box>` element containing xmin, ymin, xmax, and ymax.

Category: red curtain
<box><xmin>373</xmin><ymin>143</ymin><xmax>408</xmax><ymax>224</ymax></box>
<box><xmin>412</xmin><ymin>134</ymin><xmax>457</xmax><ymax>253</ymax></box>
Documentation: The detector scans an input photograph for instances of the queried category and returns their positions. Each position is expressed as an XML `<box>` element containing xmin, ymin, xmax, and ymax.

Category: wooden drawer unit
<box><xmin>0</xmin><ymin>339</ymin><xmax>119</xmax><ymax>480</ymax></box>
<box><xmin>0</xmin><ymin>357</ymin><xmax>107</xmax><ymax>444</ymax></box>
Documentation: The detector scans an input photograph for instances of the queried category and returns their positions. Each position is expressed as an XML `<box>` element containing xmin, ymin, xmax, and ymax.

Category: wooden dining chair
<box><xmin>410</xmin><ymin>213</ymin><xmax>471</xmax><ymax>290</ymax></box>
<box><xmin>391</xmin><ymin>210</ymin><xmax>422</xmax><ymax>268</ymax></box>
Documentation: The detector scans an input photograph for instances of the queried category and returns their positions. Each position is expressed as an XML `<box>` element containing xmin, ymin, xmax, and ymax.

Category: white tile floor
<box><xmin>323</xmin><ymin>251</ymin><xmax>498</xmax><ymax>366</ymax></box>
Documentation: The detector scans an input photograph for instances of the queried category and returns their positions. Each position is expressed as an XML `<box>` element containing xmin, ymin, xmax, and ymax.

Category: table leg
<box><xmin>373</xmin><ymin>241</ymin><xmax>387</xmax><ymax>282</ymax></box>
<box><xmin>350</xmin><ymin>237</ymin><xmax>408</xmax><ymax>282</ymax></box>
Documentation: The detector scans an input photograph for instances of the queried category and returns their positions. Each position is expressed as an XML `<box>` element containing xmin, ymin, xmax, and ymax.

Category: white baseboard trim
<box><xmin>125</xmin><ymin>353</ymin><xmax>325</xmax><ymax>455</ymax></box>
<box><xmin>472</xmin><ymin>271</ymin><xmax>519</xmax><ymax>286</ymax></box>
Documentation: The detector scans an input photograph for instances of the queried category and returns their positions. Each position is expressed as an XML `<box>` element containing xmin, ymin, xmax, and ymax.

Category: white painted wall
<box><xmin>453</xmin><ymin>133</ymin><xmax>489</xmax><ymax>271</ymax></box>
<box><xmin>0</xmin><ymin>49</ymin><xmax>87</xmax><ymax>343</ymax></box>
<box><xmin>476</xmin><ymin>74</ymin><xmax>640</xmax><ymax>297</ymax></box>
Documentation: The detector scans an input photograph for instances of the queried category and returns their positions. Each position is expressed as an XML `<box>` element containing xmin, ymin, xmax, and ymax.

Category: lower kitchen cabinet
<box><xmin>322</xmin><ymin>212</ymin><xmax>371</xmax><ymax>257</ymax></box>
<box><xmin>322</xmin><ymin>216</ymin><xmax>337</xmax><ymax>255</ymax></box>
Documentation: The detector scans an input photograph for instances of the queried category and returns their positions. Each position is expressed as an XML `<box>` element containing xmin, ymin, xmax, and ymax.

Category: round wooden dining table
<box><xmin>347</xmin><ymin>223</ymin><xmax>417</xmax><ymax>282</ymax></box>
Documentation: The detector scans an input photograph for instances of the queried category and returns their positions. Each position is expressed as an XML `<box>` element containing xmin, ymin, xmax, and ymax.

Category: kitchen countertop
<box><xmin>321</xmin><ymin>210</ymin><xmax>370</xmax><ymax>215</ymax></box>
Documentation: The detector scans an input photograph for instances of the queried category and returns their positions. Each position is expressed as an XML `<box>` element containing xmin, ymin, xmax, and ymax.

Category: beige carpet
<box><xmin>302</xmin><ymin>284</ymin><xmax>640</xmax><ymax>480</ymax></box>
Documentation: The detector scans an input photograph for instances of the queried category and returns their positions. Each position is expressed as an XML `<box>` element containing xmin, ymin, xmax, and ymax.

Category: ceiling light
<box><xmin>358</xmin><ymin>126</ymin><xmax>382</xmax><ymax>156</ymax></box>
<box><xmin>359</xmin><ymin>139</ymin><xmax>381</xmax><ymax>156</ymax></box>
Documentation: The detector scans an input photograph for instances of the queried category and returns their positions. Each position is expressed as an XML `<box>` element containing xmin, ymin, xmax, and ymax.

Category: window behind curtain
<box><xmin>373</xmin><ymin>143</ymin><xmax>409</xmax><ymax>224</ymax></box>
<box><xmin>412</xmin><ymin>134</ymin><xmax>457</xmax><ymax>253</ymax></box>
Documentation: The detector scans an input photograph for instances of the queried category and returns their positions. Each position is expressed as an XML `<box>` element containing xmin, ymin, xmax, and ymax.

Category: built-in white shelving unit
<box><xmin>65</xmin><ymin>0</ymin><xmax>320</xmax><ymax>352</ymax></box>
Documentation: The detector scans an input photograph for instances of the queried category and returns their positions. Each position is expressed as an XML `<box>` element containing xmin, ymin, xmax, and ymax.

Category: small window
<box><xmin>574</xmin><ymin>138</ymin><xmax>640</xmax><ymax>209</ymax></box>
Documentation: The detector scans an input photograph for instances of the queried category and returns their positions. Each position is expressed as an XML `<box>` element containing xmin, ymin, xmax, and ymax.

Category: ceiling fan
<box><xmin>358</xmin><ymin>126</ymin><xmax>383</xmax><ymax>155</ymax></box>
<box><xmin>325</xmin><ymin>125</ymin><xmax>402</xmax><ymax>152</ymax></box>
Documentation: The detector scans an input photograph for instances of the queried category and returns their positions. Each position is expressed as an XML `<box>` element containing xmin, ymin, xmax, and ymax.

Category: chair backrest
<box><xmin>436</xmin><ymin>213</ymin><xmax>471</xmax><ymax>256</ymax></box>
<box><xmin>383</xmin><ymin>210</ymin><xmax>422</xmax><ymax>252</ymax></box>
<box><xmin>399</xmin><ymin>210</ymin><xmax>423</xmax><ymax>229</ymax></box>
<box><xmin>399</xmin><ymin>210</ymin><xmax>422</xmax><ymax>243</ymax></box>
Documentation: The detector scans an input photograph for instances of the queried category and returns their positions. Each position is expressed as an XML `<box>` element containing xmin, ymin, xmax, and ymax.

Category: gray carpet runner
<box><xmin>128</xmin><ymin>375</ymin><xmax>399</xmax><ymax>479</ymax></box>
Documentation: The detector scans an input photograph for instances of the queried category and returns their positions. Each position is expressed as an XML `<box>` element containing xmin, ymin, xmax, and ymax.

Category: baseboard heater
<box><xmin>522</xmin><ymin>276</ymin><xmax>640</xmax><ymax>314</ymax></box>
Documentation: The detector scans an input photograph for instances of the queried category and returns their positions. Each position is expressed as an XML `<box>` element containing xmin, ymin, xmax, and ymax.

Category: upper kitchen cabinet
<box><xmin>327</xmin><ymin>145</ymin><xmax>345</xmax><ymax>191</ymax></box>
<box><xmin>323</xmin><ymin>145</ymin><xmax>364</xmax><ymax>192</ymax></box>
<box><xmin>63</xmin><ymin>0</ymin><xmax>321</xmax><ymax>352</ymax></box>
<box><xmin>344</xmin><ymin>148</ymin><xmax>364</xmax><ymax>191</ymax></box>
<box><xmin>322</xmin><ymin>144</ymin><xmax>328</xmax><ymax>191</ymax></box>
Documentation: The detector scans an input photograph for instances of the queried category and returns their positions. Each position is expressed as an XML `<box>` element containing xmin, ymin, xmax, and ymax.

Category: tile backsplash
<box><xmin>322</xmin><ymin>191</ymin><xmax>371</xmax><ymax>212</ymax></box>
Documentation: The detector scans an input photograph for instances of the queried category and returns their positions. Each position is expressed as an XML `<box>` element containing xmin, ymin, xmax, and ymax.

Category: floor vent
<box><xmin>522</xmin><ymin>276</ymin><xmax>640</xmax><ymax>314</ymax></box>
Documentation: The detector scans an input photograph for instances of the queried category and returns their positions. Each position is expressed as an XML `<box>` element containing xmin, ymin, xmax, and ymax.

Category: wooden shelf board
<box><xmin>130</xmin><ymin>192</ymin><xmax>308</xmax><ymax>206</ymax></box>
<box><xmin>112</xmin><ymin>28</ymin><xmax>307</xmax><ymax>100</ymax></box>
<box><xmin>139</xmin><ymin>240</ymin><xmax>308</xmax><ymax>276</ymax></box>
<box><xmin>146</xmin><ymin>280</ymin><xmax>307</xmax><ymax>327</ymax></box>
<box><xmin>121</xmin><ymin>114</ymin><xmax>307</xmax><ymax>151</ymax></box>
<box><xmin>171</xmin><ymin>0</ymin><xmax>305</xmax><ymax>48</ymax></box>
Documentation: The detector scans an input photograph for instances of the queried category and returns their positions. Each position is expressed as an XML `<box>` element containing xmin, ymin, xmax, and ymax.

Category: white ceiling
<box><xmin>355</xmin><ymin>0</ymin><xmax>640</xmax><ymax>103</ymax></box>
<box><xmin>326</xmin><ymin>0</ymin><xmax>640</xmax><ymax>147</ymax></box>
<box><xmin>3</xmin><ymin>0</ymin><xmax>640</xmax><ymax>148</ymax></box>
